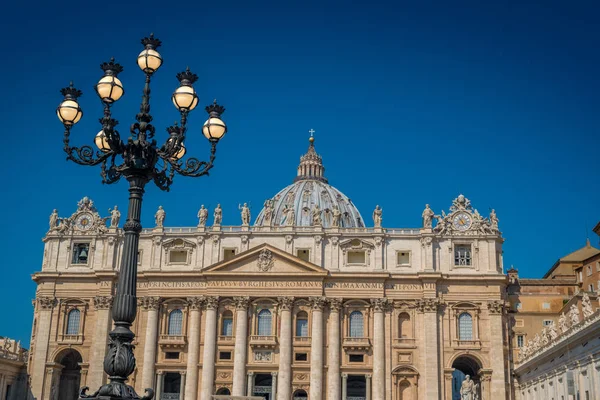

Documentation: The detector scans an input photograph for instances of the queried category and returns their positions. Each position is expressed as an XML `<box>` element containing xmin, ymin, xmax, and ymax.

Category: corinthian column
<box><xmin>370</xmin><ymin>298</ymin><xmax>387</xmax><ymax>400</ymax></box>
<box><xmin>140</xmin><ymin>296</ymin><xmax>161</xmax><ymax>391</ymax></box>
<box><xmin>488</xmin><ymin>301</ymin><xmax>507</xmax><ymax>399</ymax></box>
<box><xmin>88</xmin><ymin>296</ymin><xmax>113</xmax><ymax>390</ymax></box>
<box><xmin>309</xmin><ymin>296</ymin><xmax>326</xmax><ymax>400</ymax></box>
<box><xmin>232</xmin><ymin>296</ymin><xmax>250</xmax><ymax>396</ymax></box>
<box><xmin>418</xmin><ymin>298</ymin><xmax>440</xmax><ymax>399</ymax></box>
<box><xmin>185</xmin><ymin>297</ymin><xmax>204</xmax><ymax>400</ymax></box>
<box><xmin>31</xmin><ymin>297</ymin><xmax>56</xmax><ymax>400</ymax></box>
<box><xmin>327</xmin><ymin>299</ymin><xmax>343</xmax><ymax>400</ymax></box>
<box><xmin>277</xmin><ymin>296</ymin><xmax>294</xmax><ymax>400</ymax></box>
<box><xmin>200</xmin><ymin>296</ymin><xmax>219</xmax><ymax>400</ymax></box>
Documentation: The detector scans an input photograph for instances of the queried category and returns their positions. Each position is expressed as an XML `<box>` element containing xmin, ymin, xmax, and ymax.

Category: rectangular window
<box><xmin>296</xmin><ymin>318</ymin><xmax>309</xmax><ymax>337</ymax></box>
<box><xmin>219</xmin><ymin>351</ymin><xmax>232</xmax><ymax>360</ymax></box>
<box><xmin>348</xmin><ymin>251</ymin><xmax>366</xmax><ymax>264</ymax></box>
<box><xmin>515</xmin><ymin>319</ymin><xmax>524</xmax><ymax>328</ymax></box>
<box><xmin>71</xmin><ymin>243</ymin><xmax>90</xmax><ymax>264</ymax></box>
<box><xmin>587</xmin><ymin>265</ymin><xmax>593</xmax><ymax>276</ymax></box>
<box><xmin>590</xmin><ymin>284</ymin><xmax>595</xmax><ymax>292</ymax></box>
<box><xmin>596</xmin><ymin>262</ymin><xmax>600</xmax><ymax>272</ymax></box>
<box><xmin>542</xmin><ymin>302</ymin><xmax>551</xmax><ymax>310</ymax></box>
<box><xmin>454</xmin><ymin>245</ymin><xmax>472</xmax><ymax>266</ymax></box>
<box><xmin>543</xmin><ymin>320</ymin><xmax>553</xmax><ymax>326</ymax></box>
<box><xmin>579</xmin><ymin>271</ymin><xmax>583</xmax><ymax>282</ymax></box>
<box><xmin>296</xmin><ymin>249</ymin><xmax>310</xmax><ymax>262</ymax></box>
<box><xmin>349</xmin><ymin>354</ymin><xmax>364</xmax><ymax>363</ymax></box>
<box><xmin>295</xmin><ymin>353</ymin><xmax>308</xmax><ymax>362</ymax></box>
<box><xmin>169</xmin><ymin>250</ymin><xmax>187</xmax><ymax>263</ymax></box>
<box><xmin>223</xmin><ymin>248</ymin><xmax>236</xmax><ymax>261</ymax></box>
<box><xmin>222</xmin><ymin>318</ymin><xmax>233</xmax><ymax>337</ymax></box>
<box><xmin>165</xmin><ymin>352</ymin><xmax>180</xmax><ymax>360</ymax></box>
<box><xmin>397</xmin><ymin>251</ymin><xmax>410</xmax><ymax>267</ymax></box>
<box><xmin>137</xmin><ymin>250</ymin><xmax>142</xmax><ymax>266</ymax></box>
<box><xmin>517</xmin><ymin>335</ymin><xmax>524</xmax><ymax>348</ymax></box>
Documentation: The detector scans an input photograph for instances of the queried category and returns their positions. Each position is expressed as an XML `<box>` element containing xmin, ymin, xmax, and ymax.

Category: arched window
<box><xmin>216</xmin><ymin>388</ymin><xmax>231</xmax><ymax>395</ymax></box>
<box><xmin>168</xmin><ymin>309</ymin><xmax>183</xmax><ymax>335</ymax></box>
<box><xmin>257</xmin><ymin>309</ymin><xmax>272</xmax><ymax>336</ymax></box>
<box><xmin>66</xmin><ymin>309</ymin><xmax>80</xmax><ymax>335</ymax></box>
<box><xmin>458</xmin><ymin>312</ymin><xmax>473</xmax><ymax>340</ymax></box>
<box><xmin>349</xmin><ymin>311</ymin><xmax>364</xmax><ymax>337</ymax></box>
<box><xmin>398</xmin><ymin>312</ymin><xmax>411</xmax><ymax>338</ymax></box>
<box><xmin>296</xmin><ymin>311</ymin><xmax>309</xmax><ymax>337</ymax></box>
<box><xmin>293</xmin><ymin>389</ymin><xmax>308</xmax><ymax>400</ymax></box>
<box><xmin>221</xmin><ymin>310</ymin><xmax>233</xmax><ymax>336</ymax></box>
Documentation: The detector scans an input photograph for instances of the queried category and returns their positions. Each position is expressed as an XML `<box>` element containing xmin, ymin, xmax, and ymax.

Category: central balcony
<box><xmin>250</xmin><ymin>335</ymin><xmax>278</xmax><ymax>349</ymax></box>
<box><xmin>159</xmin><ymin>334</ymin><xmax>187</xmax><ymax>349</ymax></box>
<box><xmin>342</xmin><ymin>337</ymin><xmax>371</xmax><ymax>351</ymax></box>
<box><xmin>293</xmin><ymin>336</ymin><xmax>312</xmax><ymax>346</ymax></box>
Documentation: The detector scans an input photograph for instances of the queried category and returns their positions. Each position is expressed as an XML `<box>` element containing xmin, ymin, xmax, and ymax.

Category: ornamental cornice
<box><xmin>234</xmin><ymin>296</ymin><xmax>251</xmax><ymax>310</ymax></box>
<box><xmin>93</xmin><ymin>296</ymin><xmax>113</xmax><ymax>310</ymax></box>
<box><xmin>204</xmin><ymin>296</ymin><xmax>219</xmax><ymax>310</ymax></box>
<box><xmin>139</xmin><ymin>296</ymin><xmax>161</xmax><ymax>310</ymax></box>
<box><xmin>277</xmin><ymin>296</ymin><xmax>294</xmax><ymax>311</ymax></box>
<box><xmin>309</xmin><ymin>296</ymin><xmax>326</xmax><ymax>311</ymax></box>
<box><xmin>328</xmin><ymin>298</ymin><xmax>343</xmax><ymax>312</ymax></box>
<box><xmin>187</xmin><ymin>297</ymin><xmax>204</xmax><ymax>310</ymax></box>
<box><xmin>37</xmin><ymin>297</ymin><xmax>57</xmax><ymax>310</ymax></box>
<box><xmin>370</xmin><ymin>298</ymin><xmax>390</xmax><ymax>313</ymax></box>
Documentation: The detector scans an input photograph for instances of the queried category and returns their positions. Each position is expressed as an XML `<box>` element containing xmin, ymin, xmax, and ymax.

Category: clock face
<box><xmin>452</xmin><ymin>212</ymin><xmax>472</xmax><ymax>231</ymax></box>
<box><xmin>75</xmin><ymin>213</ymin><xmax>93</xmax><ymax>231</ymax></box>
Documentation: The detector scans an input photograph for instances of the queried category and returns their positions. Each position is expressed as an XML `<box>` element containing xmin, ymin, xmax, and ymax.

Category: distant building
<box><xmin>0</xmin><ymin>336</ymin><xmax>28</xmax><ymax>400</ymax></box>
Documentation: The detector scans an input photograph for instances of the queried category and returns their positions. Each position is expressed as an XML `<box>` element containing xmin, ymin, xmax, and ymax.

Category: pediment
<box><xmin>203</xmin><ymin>244</ymin><xmax>328</xmax><ymax>276</ymax></box>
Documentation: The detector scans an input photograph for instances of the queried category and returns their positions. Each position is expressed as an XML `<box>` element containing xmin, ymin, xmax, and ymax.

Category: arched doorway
<box><xmin>253</xmin><ymin>373</ymin><xmax>273</xmax><ymax>400</ymax></box>
<box><xmin>451</xmin><ymin>355</ymin><xmax>482</xmax><ymax>400</ymax></box>
<box><xmin>391</xmin><ymin>366</ymin><xmax>419</xmax><ymax>400</ymax></box>
<box><xmin>56</xmin><ymin>349</ymin><xmax>82</xmax><ymax>400</ymax></box>
<box><xmin>293</xmin><ymin>389</ymin><xmax>308</xmax><ymax>400</ymax></box>
<box><xmin>216</xmin><ymin>387</ymin><xmax>231</xmax><ymax>395</ymax></box>
<box><xmin>347</xmin><ymin>375</ymin><xmax>366</xmax><ymax>400</ymax></box>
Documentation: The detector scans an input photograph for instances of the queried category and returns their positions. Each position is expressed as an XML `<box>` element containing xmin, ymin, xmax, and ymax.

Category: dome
<box><xmin>254</xmin><ymin>135</ymin><xmax>364</xmax><ymax>228</ymax></box>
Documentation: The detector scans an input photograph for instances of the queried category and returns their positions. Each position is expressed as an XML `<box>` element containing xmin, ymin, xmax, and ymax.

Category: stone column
<box><xmin>155</xmin><ymin>371</ymin><xmax>164</xmax><ymax>399</ymax></box>
<box><xmin>277</xmin><ymin>297</ymin><xmax>294</xmax><ymax>400</ymax></box>
<box><xmin>370</xmin><ymin>299</ymin><xmax>387</xmax><ymax>400</ymax></box>
<box><xmin>200</xmin><ymin>296</ymin><xmax>219</xmax><ymax>400</ymax></box>
<box><xmin>488</xmin><ymin>301</ymin><xmax>508</xmax><ymax>399</ymax></box>
<box><xmin>140</xmin><ymin>297</ymin><xmax>161</xmax><ymax>391</ymax></box>
<box><xmin>309</xmin><ymin>297</ymin><xmax>326</xmax><ymax>400</ymax></box>
<box><xmin>180</xmin><ymin>372</ymin><xmax>186</xmax><ymax>400</ymax></box>
<box><xmin>342</xmin><ymin>373</ymin><xmax>348</xmax><ymax>400</ymax></box>
<box><xmin>366</xmin><ymin>374</ymin><xmax>372</xmax><ymax>400</ymax></box>
<box><xmin>271</xmin><ymin>372</ymin><xmax>278</xmax><ymax>400</ymax></box>
<box><xmin>88</xmin><ymin>296</ymin><xmax>113</xmax><ymax>390</ymax></box>
<box><xmin>185</xmin><ymin>297</ymin><xmax>204</xmax><ymax>400</ymax></box>
<box><xmin>419</xmin><ymin>298</ymin><xmax>440</xmax><ymax>399</ymax></box>
<box><xmin>247</xmin><ymin>372</ymin><xmax>254</xmax><ymax>396</ymax></box>
<box><xmin>327</xmin><ymin>299</ymin><xmax>342</xmax><ymax>400</ymax></box>
<box><xmin>31</xmin><ymin>297</ymin><xmax>55</xmax><ymax>400</ymax></box>
<box><xmin>233</xmin><ymin>297</ymin><xmax>250</xmax><ymax>396</ymax></box>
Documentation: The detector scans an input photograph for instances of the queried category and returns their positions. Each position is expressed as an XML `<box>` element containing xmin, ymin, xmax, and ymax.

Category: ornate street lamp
<box><xmin>57</xmin><ymin>34</ymin><xmax>227</xmax><ymax>400</ymax></box>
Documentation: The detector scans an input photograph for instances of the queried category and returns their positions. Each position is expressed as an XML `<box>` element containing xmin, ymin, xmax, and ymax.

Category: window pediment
<box><xmin>339</xmin><ymin>238</ymin><xmax>375</xmax><ymax>251</ymax></box>
<box><xmin>163</xmin><ymin>238</ymin><xmax>196</xmax><ymax>250</ymax></box>
<box><xmin>163</xmin><ymin>239</ymin><xmax>195</xmax><ymax>265</ymax></box>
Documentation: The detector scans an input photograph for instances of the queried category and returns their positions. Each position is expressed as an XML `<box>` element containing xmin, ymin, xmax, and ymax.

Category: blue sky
<box><xmin>0</xmin><ymin>1</ymin><xmax>599</xmax><ymax>346</ymax></box>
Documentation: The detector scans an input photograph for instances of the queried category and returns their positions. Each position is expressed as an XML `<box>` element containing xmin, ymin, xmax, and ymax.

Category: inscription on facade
<box><xmin>208</xmin><ymin>281</ymin><xmax>321</xmax><ymax>288</ymax></box>
<box><xmin>137</xmin><ymin>281</ymin><xmax>205</xmax><ymax>288</ymax></box>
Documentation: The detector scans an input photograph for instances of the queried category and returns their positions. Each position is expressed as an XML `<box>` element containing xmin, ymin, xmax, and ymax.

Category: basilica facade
<box><xmin>29</xmin><ymin>138</ymin><xmax>510</xmax><ymax>400</ymax></box>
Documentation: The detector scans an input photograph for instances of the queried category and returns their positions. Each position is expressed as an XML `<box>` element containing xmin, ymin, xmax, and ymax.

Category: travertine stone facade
<box><xmin>0</xmin><ymin>337</ymin><xmax>28</xmax><ymax>400</ymax></box>
<box><xmin>29</xmin><ymin>138</ymin><xmax>511</xmax><ymax>400</ymax></box>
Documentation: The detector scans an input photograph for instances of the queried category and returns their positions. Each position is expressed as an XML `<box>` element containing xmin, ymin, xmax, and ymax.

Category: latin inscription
<box><xmin>137</xmin><ymin>281</ymin><xmax>205</xmax><ymax>288</ymax></box>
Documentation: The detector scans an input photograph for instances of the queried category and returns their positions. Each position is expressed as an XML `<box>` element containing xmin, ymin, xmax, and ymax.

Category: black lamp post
<box><xmin>57</xmin><ymin>34</ymin><xmax>227</xmax><ymax>400</ymax></box>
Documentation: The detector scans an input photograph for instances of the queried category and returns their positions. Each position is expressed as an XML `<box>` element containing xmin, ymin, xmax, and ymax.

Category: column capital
<box><xmin>416</xmin><ymin>298</ymin><xmax>440</xmax><ymax>313</ymax></box>
<box><xmin>93</xmin><ymin>296</ymin><xmax>113</xmax><ymax>310</ymax></box>
<box><xmin>328</xmin><ymin>298</ymin><xmax>343</xmax><ymax>312</ymax></box>
<box><xmin>277</xmin><ymin>296</ymin><xmax>295</xmax><ymax>311</ymax></box>
<box><xmin>271</xmin><ymin>371</ymin><xmax>278</xmax><ymax>377</ymax></box>
<box><xmin>203</xmin><ymin>296</ymin><xmax>219</xmax><ymax>310</ymax></box>
<box><xmin>234</xmin><ymin>296</ymin><xmax>251</xmax><ymax>310</ymax></box>
<box><xmin>37</xmin><ymin>296</ymin><xmax>57</xmax><ymax>310</ymax></box>
<box><xmin>157</xmin><ymin>370</ymin><xmax>164</xmax><ymax>375</ymax></box>
<box><xmin>366</xmin><ymin>373</ymin><xmax>372</xmax><ymax>379</ymax></box>
<box><xmin>370</xmin><ymin>298</ymin><xmax>389</xmax><ymax>312</ymax></box>
<box><xmin>487</xmin><ymin>300</ymin><xmax>505</xmax><ymax>314</ymax></box>
<box><xmin>247</xmin><ymin>371</ymin><xmax>254</xmax><ymax>377</ymax></box>
<box><xmin>342</xmin><ymin>373</ymin><xmax>348</xmax><ymax>378</ymax></box>
<box><xmin>187</xmin><ymin>296</ymin><xmax>204</xmax><ymax>310</ymax></box>
<box><xmin>309</xmin><ymin>296</ymin><xmax>326</xmax><ymax>311</ymax></box>
<box><xmin>180</xmin><ymin>371</ymin><xmax>186</xmax><ymax>376</ymax></box>
<box><xmin>139</xmin><ymin>296</ymin><xmax>162</xmax><ymax>310</ymax></box>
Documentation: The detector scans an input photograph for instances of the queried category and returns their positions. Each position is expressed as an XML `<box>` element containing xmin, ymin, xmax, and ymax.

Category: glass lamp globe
<box><xmin>95</xmin><ymin>130</ymin><xmax>111</xmax><ymax>153</ymax></box>
<box><xmin>167</xmin><ymin>138</ymin><xmax>186</xmax><ymax>160</ymax></box>
<box><xmin>172</xmin><ymin>86</ymin><xmax>198</xmax><ymax>111</ymax></box>
<box><xmin>137</xmin><ymin>49</ymin><xmax>162</xmax><ymax>73</ymax></box>
<box><xmin>96</xmin><ymin>76</ymin><xmax>124</xmax><ymax>103</ymax></box>
<box><xmin>202</xmin><ymin>117</ymin><xmax>227</xmax><ymax>141</ymax></box>
<box><xmin>57</xmin><ymin>100</ymin><xmax>83</xmax><ymax>126</ymax></box>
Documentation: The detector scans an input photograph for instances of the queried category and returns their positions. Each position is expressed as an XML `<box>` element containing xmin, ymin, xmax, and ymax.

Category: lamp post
<box><xmin>57</xmin><ymin>34</ymin><xmax>227</xmax><ymax>400</ymax></box>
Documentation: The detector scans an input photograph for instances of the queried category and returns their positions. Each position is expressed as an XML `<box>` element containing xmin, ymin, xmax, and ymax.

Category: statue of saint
<box><xmin>311</xmin><ymin>204</ymin><xmax>322</xmax><ymax>226</ymax></box>
<box><xmin>569</xmin><ymin>304</ymin><xmax>580</xmax><ymax>326</ymax></box>
<box><xmin>155</xmin><ymin>206</ymin><xmax>166</xmax><ymax>227</ymax></box>
<box><xmin>263</xmin><ymin>199</ymin><xmax>274</xmax><ymax>226</ymax></box>
<box><xmin>460</xmin><ymin>375</ymin><xmax>475</xmax><ymax>400</ymax></box>
<box><xmin>332</xmin><ymin>205</ymin><xmax>342</xmax><ymax>227</ymax></box>
<box><xmin>109</xmin><ymin>206</ymin><xmax>120</xmax><ymax>228</ymax></box>
<box><xmin>284</xmin><ymin>205</ymin><xmax>295</xmax><ymax>226</ymax></box>
<box><xmin>558</xmin><ymin>312</ymin><xmax>569</xmax><ymax>333</ymax></box>
<box><xmin>240</xmin><ymin>203</ymin><xmax>251</xmax><ymax>225</ymax></box>
<box><xmin>547</xmin><ymin>321</ymin><xmax>558</xmax><ymax>340</ymax></box>
<box><xmin>422</xmin><ymin>204</ymin><xmax>434</xmax><ymax>228</ymax></box>
<box><xmin>489</xmin><ymin>209</ymin><xmax>499</xmax><ymax>231</ymax></box>
<box><xmin>434</xmin><ymin>213</ymin><xmax>446</xmax><ymax>233</ymax></box>
<box><xmin>373</xmin><ymin>205</ymin><xmax>383</xmax><ymax>228</ymax></box>
<box><xmin>49</xmin><ymin>209</ymin><xmax>59</xmax><ymax>230</ymax></box>
<box><xmin>582</xmin><ymin>292</ymin><xmax>594</xmax><ymax>319</ymax></box>
<box><xmin>213</xmin><ymin>204</ymin><xmax>223</xmax><ymax>225</ymax></box>
<box><xmin>197</xmin><ymin>205</ymin><xmax>208</xmax><ymax>227</ymax></box>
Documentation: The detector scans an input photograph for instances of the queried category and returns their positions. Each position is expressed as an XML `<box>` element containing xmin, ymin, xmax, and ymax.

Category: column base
<box><xmin>79</xmin><ymin>383</ymin><xmax>154</xmax><ymax>400</ymax></box>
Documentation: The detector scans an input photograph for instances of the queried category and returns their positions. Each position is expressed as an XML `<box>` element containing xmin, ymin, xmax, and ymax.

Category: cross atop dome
<box><xmin>294</xmin><ymin>130</ymin><xmax>327</xmax><ymax>183</ymax></box>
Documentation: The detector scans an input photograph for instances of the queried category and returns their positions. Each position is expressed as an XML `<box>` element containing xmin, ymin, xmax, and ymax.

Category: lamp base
<box><xmin>79</xmin><ymin>383</ymin><xmax>154</xmax><ymax>400</ymax></box>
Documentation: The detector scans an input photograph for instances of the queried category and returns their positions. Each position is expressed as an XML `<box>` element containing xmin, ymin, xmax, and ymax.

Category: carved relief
<box><xmin>53</xmin><ymin>197</ymin><xmax>109</xmax><ymax>235</ymax></box>
<box><xmin>257</xmin><ymin>249</ymin><xmax>275</xmax><ymax>272</ymax></box>
<box><xmin>432</xmin><ymin>194</ymin><xmax>499</xmax><ymax>236</ymax></box>
<box><xmin>294</xmin><ymin>373</ymin><xmax>308</xmax><ymax>381</ymax></box>
<box><xmin>93</xmin><ymin>296</ymin><xmax>113</xmax><ymax>310</ymax></box>
<box><xmin>254</xmin><ymin>351</ymin><xmax>272</xmax><ymax>362</ymax></box>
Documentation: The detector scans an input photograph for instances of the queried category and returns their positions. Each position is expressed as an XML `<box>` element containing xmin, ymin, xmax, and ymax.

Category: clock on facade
<box><xmin>452</xmin><ymin>212</ymin><xmax>472</xmax><ymax>231</ymax></box>
<box><xmin>75</xmin><ymin>213</ymin><xmax>93</xmax><ymax>231</ymax></box>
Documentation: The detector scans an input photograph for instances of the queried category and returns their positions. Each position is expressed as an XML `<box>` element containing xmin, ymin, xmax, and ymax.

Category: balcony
<box><xmin>218</xmin><ymin>335</ymin><xmax>235</xmax><ymax>344</ymax></box>
<box><xmin>249</xmin><ymin>335</ymin><xmax>277</xmax><ymax>349</ymax></box>
<box><xmin>293</xmin><ymin>336</ymin><xmax>311</xmax><ymax>346</ymax></box>
<box><xmin>159</xmin><ymin>334</ymin><xmax>186</xmax><ymax>349</ymax></box>
<box><xmin>452</xmin><ymin>339</ymin><xmax>481</xmax><ymax>350</ymax></box>
<box><xmin>58</xmin><ymin>334</ymin><xmax>83</xmax><ymax>345</ymax></box>
<box><xmin>342</xmin><ymin>337</ymin><xmax>371</xmax><ymax>351</ymax></box>
<box><xmin>392</xmin><ymin>338</ymin><xmax>416</xmax><ymax>348</ymax></box>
